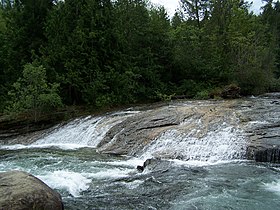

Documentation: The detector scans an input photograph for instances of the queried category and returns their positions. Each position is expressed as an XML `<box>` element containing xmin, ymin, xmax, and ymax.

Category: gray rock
<box><xmin>0</xmin><ymin>171</ymin><xmax>64</xmax><ymax>210</ymax></box>
<box><xmin>97</xmin><ymin>100</ymin><xmax>244</xmax><ymax>158</ymax></box>
<box><xmin>242</xmin><ymin>96</ymin><xmax>280</xmax><ymax>163</ymax></box>
<box><xmin>247</xmin><ymin>147</ymin><xmax>280</xmax><ymax>163</ymax></box>
<box><xmin>98</xmin><ymin>96</ymin><xmax>280</xmax><ymax>163</ymax></box>
<box><xmin>97</xmin><ymin>100</ymin><xmax>241</xmax><ymax>158</ymax></box>
<box><xmin>137</xmin><ymin>158</ymin><xmax>162</xmax><ymax>172</ymax></box>
<box><xmin>97</xmin><ymin>107</ymin><xmax>184</xmax><ymax>156</ymax></box>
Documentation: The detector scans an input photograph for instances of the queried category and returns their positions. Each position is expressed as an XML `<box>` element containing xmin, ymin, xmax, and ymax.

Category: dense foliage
<box><xmin>0</xmin><ymin>0</ymin><xmax>280</xmax><ymax>118</ymax></box>
<box><xmin>5</xmin><ymin>62</ymin><xmax>62</xmax><ymax>121</ymax></box>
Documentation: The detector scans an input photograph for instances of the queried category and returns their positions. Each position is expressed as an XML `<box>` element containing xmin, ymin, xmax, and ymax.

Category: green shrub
<box><xmin>155</xmin><ymin>91</ymin><xmax>175</xmax><ymax>102</ymax></box>
<box><xmin>194</xmin><ymin>90</ymin><xmax>210</xmax><ymax>100</ymax></box>
<box><xmin>5</xmin><ymin>62</ymin><xmax>63</xmax><ymax>121</ymax></box>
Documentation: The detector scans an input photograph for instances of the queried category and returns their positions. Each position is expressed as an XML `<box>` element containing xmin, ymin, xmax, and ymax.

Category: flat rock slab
<box><xmin>0</xmin><ymin>171</ymin><xmax>64</xmax><ymax>210</ymax></box>
<box><xmin>241</xmin><ymin>95</ymin><xmax>280</xmax><ymax>163</ymax></box>
<box><xmin>97</xmin><ymin>100</ymin><xmax>241</xmax><ymax>157</ymax></box>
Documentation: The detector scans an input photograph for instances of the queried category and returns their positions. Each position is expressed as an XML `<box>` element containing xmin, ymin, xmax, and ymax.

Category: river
<box><xmin>1</xmin><ymin>95</ymin><xmax>280</xmax><ymax>209</ymax></box>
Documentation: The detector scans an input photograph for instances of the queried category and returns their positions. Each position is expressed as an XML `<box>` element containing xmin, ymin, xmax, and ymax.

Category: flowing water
<box><xmin>1</xmin><ymin>97</ymin><xmax>280</xmax><ymax>209</ymax></box>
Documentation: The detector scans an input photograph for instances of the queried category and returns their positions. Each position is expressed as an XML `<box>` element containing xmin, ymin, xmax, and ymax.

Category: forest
<box><xmin>0</xmin><ymin>0</ymin><xmax>280</xmax><ymax>120</ymax></box>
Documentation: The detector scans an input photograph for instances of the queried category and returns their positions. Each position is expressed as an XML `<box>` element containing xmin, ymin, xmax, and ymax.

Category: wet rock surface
<box><xmin>137</xmin><ymin>158</ymin><xmax>163</xmax><ymax>172</ymax></box>
<box><xmin>97</xmin><ymin>107</ymin><xmax>183</xmax><ymax>155</ymax></box>
<box><xmin>242</xmin><ymin>93</ymin><xmax>280</xmax><ymax>163</ymax></box>
<box><xmin>97</xmin><ymin>100</ymin><xmax>241</xmax><ymax>157</ymax></box>
<box><xmin>0</xmin><ymin>170</ymin><xmax>64</xmax><ymax>210</ymax></box>
<box><xmin>97</xmin><ymin>94</ymin><xmax>280</xmax><ymax>163</ymax></box>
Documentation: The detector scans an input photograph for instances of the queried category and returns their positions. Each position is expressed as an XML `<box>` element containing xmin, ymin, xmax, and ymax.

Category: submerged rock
<box><xmin>137</xmin><ymin>158</ymin><xmax>162</xmax><ymax>172</ymax></box>
<box><xmin>0</xmin><ymin>171</ymin><xmax>64</xmax><ymax>210</ymax></box>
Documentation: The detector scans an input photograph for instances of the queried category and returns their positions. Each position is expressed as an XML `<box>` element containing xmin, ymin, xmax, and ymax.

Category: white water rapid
<box><xmin>2</xmin><ymin>110</ymin><xmax>139</xmax><ymax>150</ymax></box>
<box><xmin>140</xmin><ymin>122</ymin><xmax>246</xmax><ymax>164</ymax></box>
<box><xmin>33</xmin><ymin>111</ymin><xmax>141</xmax><ymax>149</ymax></box>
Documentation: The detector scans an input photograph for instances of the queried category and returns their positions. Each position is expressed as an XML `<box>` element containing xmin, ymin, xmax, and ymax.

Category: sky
<box><xmin>150</xmin><ymin>0</ymin><xmax>266</xmax><ymax>17</ymax></box>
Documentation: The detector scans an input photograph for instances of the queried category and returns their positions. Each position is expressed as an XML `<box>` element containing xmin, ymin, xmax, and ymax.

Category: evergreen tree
<box><xmin>262</xmin><ymin>0</ymin><xmax>280</xmax><ymax>78</ymax></box>
<box><xmin>1</xmin><ymin>0</ymin><xmax>54</xmax><ymax>82</ymax></box>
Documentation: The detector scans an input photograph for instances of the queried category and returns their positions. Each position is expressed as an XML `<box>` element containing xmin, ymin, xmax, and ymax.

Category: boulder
<box><xmin>253</xmin><ymin>148</ymin><xmax>280</xmax><ymax>163</ymax></box>
<box><xmin>136</xmin><ymin>158</ymin><xmax>166</xmax><ymax>173</ymax></box>
<box><xmin>97</xmin><ymin>100</ymin><xmax>243</xmax><ymax>157</ymax></box>
<box><xmin>0</xmin><ymin>171</ymin><xmax>64</xmax><ymax>210</ymax></box>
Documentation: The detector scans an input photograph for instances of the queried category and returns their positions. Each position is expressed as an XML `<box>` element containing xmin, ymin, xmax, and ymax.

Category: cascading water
<box><xmin>137</xmin><ymin>106</ymin><xmax>247</xmax><ymax>164</ymax></box>
<box><xmin>1</xmin><ymin>110</ymin><xmax>139</xmax><ymax>150</ymax></box>
<box><xmin>140</xmin><ymin>123</ymin><xmax>246</xmax><ymax>163</ymax></box>
<box><xmin>32</xmin><ymin>111</ymin><xmax>140</xmax><ymax>149</ymax></box>
<box><xmin>1</xmin><ymin>97</ymin><xmax>280</xmax><ymax>210</ymax></box>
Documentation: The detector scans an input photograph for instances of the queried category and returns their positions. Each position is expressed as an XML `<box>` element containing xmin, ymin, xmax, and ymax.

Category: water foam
<box><xmin>38</xmin><ymin>171</ymin><xmax>91</xmax><ymax>197</ymax></box>
<box><xmin>0</xmin><ymin>143</ymin><xmax>93</xmax><ymax>150</ymax></box>
<box><xmin>121</xmin><ymin>180</ymin><xmax>144</xmax><ymax>189</ymax></box>
<box><xmin>263</xmin><ymin>181</ymin><xmax>280</xmax><ymax>195</ymax></box>
<box><xmin>31</xmin><ymin>111</ymin><xmax>139</xmax><ymax>149</ymax></box>
<box><xmin>105</xmin><ymin>158</ymin><xmax>144</xmax><ymax>168</ymax></box>
<box><xmin>90</xmin><ymin>168</ymin><xmax>134</xmax><ymax>179</ymax></box>
<box><xmin>141</xmin><ymin>122</ymin><xmax>246</xmax><ymax>163</ymax></box>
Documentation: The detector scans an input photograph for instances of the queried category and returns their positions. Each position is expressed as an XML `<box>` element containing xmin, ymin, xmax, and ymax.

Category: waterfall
<box><xmin>140</xmin><ymin>122</ymin><xmax>246</xmax><ymax>162</ymax></box>
<box><xmin>1</xmin><ymin>103</ymin><xmax>247</xmax><ymax>163</ymax></box>
<box><xmin>137</xmin><ymin>108</ymin><xmax>247</xmax><ymax>163</ymax></box>
<box><xmin>27</xmin><ymin>111</ymin><xmax>138</xmax><ymax>149</ymax></box>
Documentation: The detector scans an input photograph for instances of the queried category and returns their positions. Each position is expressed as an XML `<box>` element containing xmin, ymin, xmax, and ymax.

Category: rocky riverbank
<box><xmin>0</xmin><ymin>117</ymin><xmax>60</xmax><ymax>145</ymax></box>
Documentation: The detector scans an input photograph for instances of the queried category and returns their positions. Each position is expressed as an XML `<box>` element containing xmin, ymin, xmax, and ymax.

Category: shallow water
<box><xmin>1</xmin><ymin>147</ymin><xmax>280</xmax><ymax>210</ymax></box>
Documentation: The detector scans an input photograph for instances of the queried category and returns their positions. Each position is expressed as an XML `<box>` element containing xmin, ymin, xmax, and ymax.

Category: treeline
<box><xmin>0</xmin><ymin>0</ymin><xmax>280</xmax><ymax>119</ymax></box>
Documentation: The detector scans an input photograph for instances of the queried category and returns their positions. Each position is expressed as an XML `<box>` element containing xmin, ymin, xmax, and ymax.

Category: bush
<box><xmin>5</xmin><ymin>62</ymin><xmax>63</xmax><ymax>121</ymax></box>
<box><xmin>194</xmin><ymin>90</ymin><xmax>210</xmax><ymax>100</ymax></box>
<box><xmin>209</xmin><ymin>87</ymin><xmax>223</xmax><ymax>99</ymax></box>
<box><xmin>155</xmin><ymin>91</ymin><xmax>175</xmax><ymax>102</ymax></box>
